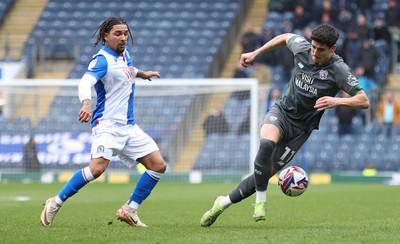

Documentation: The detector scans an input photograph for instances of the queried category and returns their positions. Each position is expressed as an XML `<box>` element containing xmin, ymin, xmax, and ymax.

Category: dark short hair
<box><xmin>93</xmin><ymin>16</ymin><xmax>133</xmax><ymax>47</ymax></box>
<box><xmin>310</xmin><ymin>24</ymin><xmax>339</xmax><ymax>48</ymax></box>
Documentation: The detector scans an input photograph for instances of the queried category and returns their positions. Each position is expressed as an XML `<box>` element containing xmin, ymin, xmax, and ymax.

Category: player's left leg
<box><xmin>116</xmin><ymin>128</ymin><xmax>167</xmax><ymax>228</ymax></box>
<box><xmin>252</xmin><ymin>123</ymin><xmax>280</xmax><ymax>221</ymax></box>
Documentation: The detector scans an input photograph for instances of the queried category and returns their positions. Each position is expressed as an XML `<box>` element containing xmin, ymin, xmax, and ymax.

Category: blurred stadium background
<box><xmin>0</xmin><ymin>0</ymin><xmax>400</xmax><ymax>183</ymax></box>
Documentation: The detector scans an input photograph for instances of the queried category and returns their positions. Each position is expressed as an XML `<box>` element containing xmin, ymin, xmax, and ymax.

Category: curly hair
<box><xmin>93</xmin><ymin>17</ymin><xmax>133</xmax><ymax>47</ymax></box>
<box><xmin>310</xmin><ymin>24</ymin><xmax>339</xmax><ymax>48</ymax></box>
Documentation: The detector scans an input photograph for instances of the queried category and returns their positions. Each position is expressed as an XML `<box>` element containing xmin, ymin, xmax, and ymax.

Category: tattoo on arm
<box><xmin>137</xmin><ymin>70</ymin><xmax>143</xmax><ymax>78</ymax></box>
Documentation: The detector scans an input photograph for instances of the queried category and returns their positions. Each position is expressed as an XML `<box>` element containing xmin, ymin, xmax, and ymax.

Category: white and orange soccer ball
<box><xmin>278</xmin><ymin>166</ymin><xmax>309</xmax><ymax>197</ymax></box>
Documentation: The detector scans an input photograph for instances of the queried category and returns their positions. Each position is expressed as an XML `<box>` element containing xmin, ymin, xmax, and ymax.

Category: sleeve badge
<box><xmin>347</xmin><ymin>74</ymin><xmax>358</xmax><ymax>86</ymax></box>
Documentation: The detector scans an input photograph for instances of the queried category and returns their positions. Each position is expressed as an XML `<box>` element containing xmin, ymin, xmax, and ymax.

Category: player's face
<box><xmin>310</xmin><ymin>40</ymin><xmax>336</xmax><ymax>65</ymax></box>
<box><xmin>104</xmin><ymin>24</ymin><xmax>129</xmax><ymax>53</ymax></box>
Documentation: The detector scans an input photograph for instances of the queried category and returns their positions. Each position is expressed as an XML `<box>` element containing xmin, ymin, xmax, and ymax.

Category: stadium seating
<box><xmin>3</xmin><ymin>0</ymin><xmax>399</xmax><ymax>173</ymax></box>
<box><xmin>223</xmin><ymin>98</ymin><xmax>250</xmax><ymax>133</ymax></box>
<box><xmin>24</xmin><ymin>0</ymin><xmax>241</xmax><ymax>79</ymax></box>
<box><xmin>194</xmin><ymin>133</ymin><xmax>250</xmax><ymax>171</ymax></box>
<box><xmin>17</xmin><ymin>0</ymin><xmax>241</xmax><ymax>169</ymax></box>
<box><xmin>134</xmin><ymin>94</ymin><xmax>195</xmax><ymax>143</ymax></box>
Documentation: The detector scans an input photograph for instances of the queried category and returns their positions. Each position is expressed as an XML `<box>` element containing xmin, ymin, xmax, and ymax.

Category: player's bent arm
<box><xmin>78</xmin><ymin>74</ymin><xmax>97</xmax><ymax>102</ymax></box>
<box><xmin>254</xmin><ymin>33</ymin><xmax>295</xmax><ymax>56</ymax></box>
<box><xmin>241</xmin><ymin>33</ymin><xmax>295</xmax><ymax>67</ymax></box>
<box><xmin>314</xmin><ymin>90</ymin><xmax>369</xmax><ymax>111</ymax></box>
<box><xmin>78</xmin><ymin>74</ymin><xmax>96</xmax><ymax>123</ymax></box>
<box><xmin>338</xmin><ymin>90</ymin><xmax>370</xmax><ymax>109</ymax></box>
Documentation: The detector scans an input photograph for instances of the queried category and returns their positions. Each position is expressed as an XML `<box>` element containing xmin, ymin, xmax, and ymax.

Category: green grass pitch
<box><xmin>0</xmin><ymin>182</ymin><xmax>399</xmax><ymax>243</ymax></box>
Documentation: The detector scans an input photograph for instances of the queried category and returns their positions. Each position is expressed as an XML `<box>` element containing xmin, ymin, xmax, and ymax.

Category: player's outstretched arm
<box><xmin>136</xmin><ymin>70</ymin><xmax>161</xmax><ymax>81</ymax></box>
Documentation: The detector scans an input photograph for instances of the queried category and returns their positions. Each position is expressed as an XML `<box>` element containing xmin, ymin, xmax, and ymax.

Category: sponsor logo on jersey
<box><xmin>123</xmin><ymin>67</ymin><xmax>136</xmax><ymax>85</ymax></box>
<box><xmin>298</xmin><ymin>62</ymin><xmax>304</xmax><ymax>69</ymax></box>
<box><xmin>269</xmin><ymin>116</ymin><xmax>277</xmax><ymax>121</ymax></box>
<box><xmin>301</xmin><ymin>73</ymin><xmax>315</xmax><ymax>84</ymax></box>
<box><xmin>295</xmin><ymin>72</ymin><xmax>318</xmax><ymax>96</ymax></box>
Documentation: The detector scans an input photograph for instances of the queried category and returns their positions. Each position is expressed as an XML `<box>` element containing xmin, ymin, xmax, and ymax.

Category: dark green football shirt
<box><xmin>275</xmin><ymin>35</ymin><xmax>363</xmax><ymax>133</ymax></box>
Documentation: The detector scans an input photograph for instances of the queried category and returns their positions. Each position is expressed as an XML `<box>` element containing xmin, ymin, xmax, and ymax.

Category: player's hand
<box><xmin>314</xmin><ymin>96</ymin><xmax>338</xmax><ymax>111</ymax></box>
<box><xmin>142</xmin><ymin>71</ymin><xmax>161</xmax><ymax>81</ymax></box>
<box><xmin>240</xmin><ymin>52</ymin><xmax>256</xmax><ymax>68</ymax></box>
<box><xmin>78</xmin><ymin>100</ymin><xmax>92</xmax><ymax>123</ymax></box>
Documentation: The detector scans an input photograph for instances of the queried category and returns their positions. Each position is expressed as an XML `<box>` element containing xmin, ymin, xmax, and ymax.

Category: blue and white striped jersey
<box><xmin>85</xmin><ymin>45</ymin><xmax>138</xmax><ymax>127</ymax></box>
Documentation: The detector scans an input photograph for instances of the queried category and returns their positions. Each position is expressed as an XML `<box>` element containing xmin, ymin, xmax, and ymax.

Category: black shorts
<box><xmin>263</xmin><ymin>105</ymin><xmax>311</xmax><ymax>171</ymax></box>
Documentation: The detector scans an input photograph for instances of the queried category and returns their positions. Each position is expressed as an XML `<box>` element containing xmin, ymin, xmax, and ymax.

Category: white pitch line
<box><xmin>0</xmin><ymin>196</ymin><xmax>32</xmax><ymax>202</ymax></box>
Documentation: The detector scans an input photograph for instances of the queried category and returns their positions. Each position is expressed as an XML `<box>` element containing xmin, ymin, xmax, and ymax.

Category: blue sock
<box><xmin>57</xmin><ymin>167</ymin><xmax>93</xmax><ymax>202</ymax></box>
<box><xmin>129</xmin><ymin>171</ymin><xmax>160</xmax><ymax>205</ymax></box>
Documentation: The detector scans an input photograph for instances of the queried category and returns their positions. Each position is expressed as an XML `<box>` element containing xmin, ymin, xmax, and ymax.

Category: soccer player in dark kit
<box><xmin>200</xmin><ymin>24</ymin><xmax>369</xmax><ymax>227</ymax></box>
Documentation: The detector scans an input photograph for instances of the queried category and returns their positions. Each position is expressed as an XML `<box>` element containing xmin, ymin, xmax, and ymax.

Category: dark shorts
<box><xmin>263</xmin><ymin>105</ymin><xmax>311</xmax><ymax>171</ymax></box>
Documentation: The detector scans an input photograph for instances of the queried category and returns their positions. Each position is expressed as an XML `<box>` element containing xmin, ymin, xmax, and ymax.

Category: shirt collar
<box><xmin>308</xmin><ymin>52</ymin><xmax>336</xmax><ymax>69</ymax></box>
<box><xmin>101</xmin><ymin>45</ymin><xmax>123</xmax><ymax>58</ymax></box>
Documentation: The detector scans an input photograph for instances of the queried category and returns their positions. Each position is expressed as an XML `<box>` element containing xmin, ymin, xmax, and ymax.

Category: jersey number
<box><xmin>280</xmin><ymin>146</ymin><xmax>296</xmax><ymax>163</ymax></box>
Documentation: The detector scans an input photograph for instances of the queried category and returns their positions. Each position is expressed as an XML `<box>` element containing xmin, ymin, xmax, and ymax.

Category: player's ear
<box><xmin>330</xmin><ymin>44</ymin><xmax>337</xmax><ymax>53</ymax></box>
<box><xmin>104</xmin><ymin>32</ymin><xmax>110</xmax><ymax>43</ymax></box>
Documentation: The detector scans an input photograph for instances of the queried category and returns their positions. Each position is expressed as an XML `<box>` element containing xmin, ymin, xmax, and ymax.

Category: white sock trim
<box><xmin>54</xmin><ymin>195</ymin><xmax>64</xmax><ymax>206</ymax></box>
<box><xmin>146</xmin><ymin>169</ymin><xmax>163</xmax><ymax>181</ymax></box>
<box><xmin>82</xmin><ymin>166</ymin><xmax>95</xmax><ymax>182</ymax></box>
<box><xmin>127</xmin><ymin>200</ymin><xmax>139</xmax><ymax>210</ymax></box>
<box><xmin>256</xmin><ymin>190</ymin><xmax>267</xmax><ymax>203</ymax></box>
<box><xmin>220</xmin><ymin>196</ymin><xmax>233</xmax><ymax>209</ymax></box>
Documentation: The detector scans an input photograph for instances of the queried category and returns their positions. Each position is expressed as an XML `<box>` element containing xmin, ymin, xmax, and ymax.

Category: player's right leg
<box><xmin>40</xmin><ymin>159</ymin><xmax>107</xmax><ymax>226</ymax></box>
<box><xmin>40</xmin><ymin>197</ymin><xmax>61</xmax><ymax>227</ymax></box>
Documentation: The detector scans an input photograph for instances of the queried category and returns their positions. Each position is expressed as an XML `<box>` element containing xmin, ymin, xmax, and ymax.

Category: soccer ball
<box><xmin>278</xmin><ymin>166</ymin><xmax>309</xmax><ymax>197</ymax></box>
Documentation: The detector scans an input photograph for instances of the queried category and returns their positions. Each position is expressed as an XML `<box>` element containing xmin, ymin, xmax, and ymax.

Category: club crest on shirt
<box><xmin>319</xmin><ymin>70</ymin><xmax>328</xmax><ymax>80</ymax></box>
<box><xmin>97</xmin><ymin>145</ymin><xmax>105</xmax><ymax>153</ymax></box>
<box><xmin>88</xmin><ymin>57</ymin><xmax>98</xmax><ymax>71</ymax></box>
<box><xmin>347</xmin><ymin>74</ymin><xmax>358</xmax><ymax>86</ymax></box>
